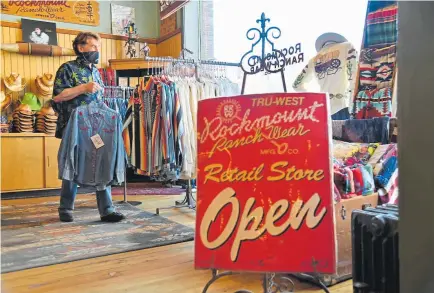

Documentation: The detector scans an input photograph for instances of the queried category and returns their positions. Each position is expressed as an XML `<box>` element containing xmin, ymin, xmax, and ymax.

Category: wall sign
<box><xmin>160</xmin><ymin>0</ymin><xmax>189</xmax><ymax>20</ymax></box>
<box><xmin>195</xmin><ymin>93</ymin><xmax>336</xmax><ymax>274</ymax></box>
<box><xmin>1</xmin><ymin>1</ymin><xmax>100</xmax><ymax>26</ymax></box>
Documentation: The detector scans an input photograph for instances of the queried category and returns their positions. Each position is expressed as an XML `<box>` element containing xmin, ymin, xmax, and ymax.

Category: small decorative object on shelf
<box><xmin>140</xmin><ymin>42</ymin><xmax>151</xmax><ymax>57</ymax></box>
<box><xmin>123</xmin><ymin>21</ymin><xmax>139</xmax><ymax>58</ymax></box>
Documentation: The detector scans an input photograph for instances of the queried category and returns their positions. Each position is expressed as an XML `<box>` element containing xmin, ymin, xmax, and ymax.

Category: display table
<box><xmin>1</xmin><ymin>133</ymin><xmax>62</xmax><ymax>192</ymax></box>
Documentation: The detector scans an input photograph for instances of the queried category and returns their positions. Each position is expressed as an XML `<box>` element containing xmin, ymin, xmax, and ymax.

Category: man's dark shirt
<box><xmin>52</xmin><ymin>56</ymin><xmax>104</xmax><ymax>138</ymax></box>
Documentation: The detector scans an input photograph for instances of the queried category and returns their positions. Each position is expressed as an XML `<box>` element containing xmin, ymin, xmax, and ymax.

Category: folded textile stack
<box><xmin>35</xmin><ymin>107</ymin><xmax>57</xmax><ymax>135</ymax></box>
<box><xmin>0</xmin><ymin>123</ymin><xmax>10</xmax><ymax>133</ymax></box>
<box><xmin>332</xmin><ymin>139</ymin><xmax>399</xmax><ymax>205</ymax></box>
<box><xmin>12</xmin><ymin>104</ymin><xmax>34</xmax><ymax>133</ymax></box>
<box><xmin>367</xmin><ymin>144</ymin><xmax>398</xmax><ymax>204</ymax></box>
<box><xmin>0</xmin><ymin>114</ymin><xmax>10</xmax><ymax>133</ymax></box>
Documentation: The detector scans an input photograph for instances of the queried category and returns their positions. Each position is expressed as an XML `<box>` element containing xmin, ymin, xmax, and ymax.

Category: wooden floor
<box><xmin>1</xmin><ymin>193</ymin><xmax>353</xmax><ymax>293</ymax></box>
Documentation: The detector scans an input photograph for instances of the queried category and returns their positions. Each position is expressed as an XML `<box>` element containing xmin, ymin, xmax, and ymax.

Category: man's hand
<box><xmin>53</xmin><ymin>82</ymin><xmax>102</xmax><ymax>103</ymax></box>
<box><xmin>84</xmin><ymin>82</ymin><xmax>102</xmax><ymax>94</ymax></box>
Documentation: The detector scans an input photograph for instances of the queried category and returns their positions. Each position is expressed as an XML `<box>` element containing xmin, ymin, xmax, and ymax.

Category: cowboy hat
<box><xmin>0</xmin><ymin>91</ymin><xmax>12</xmax><ymax>111</ymax></box>
<box><xmin>14</xmin><ymin>103</ymin><xmax>33</xmax><ymax>115</ymax></box>
<box><xmin>37</xmin><ymin>106</ymin><xmax>56</xmax><ymax>116</ymax></box>
<box><xmin>35</xmin><ymin>73</ymin><xmax>54</xmax><ymax>97</ymax></box>
<box><xmin>3</xmin><ymin>73</ymin><xmax>27</xmax><ymax>92</ymax></box>
<box><xmin>20</xmin><ymin>92</ymin><xmax>42</xmax><ymax>111</ymax></box>
<box><xmin>315</xmin><ymin>32</ymin><xmax>348</xmax><ymax>52</ymax></box>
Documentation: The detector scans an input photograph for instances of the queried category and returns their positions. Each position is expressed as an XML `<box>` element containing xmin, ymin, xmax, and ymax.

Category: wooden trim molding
<box><xmin>157</xmin><ymin>28</ymin><xmax>181</xmax><ymax>43</ymax></box>
<box><xmin>0</xmin><ymin>21</ymin><xmax>181</xmax><ymax>45</ymax></box>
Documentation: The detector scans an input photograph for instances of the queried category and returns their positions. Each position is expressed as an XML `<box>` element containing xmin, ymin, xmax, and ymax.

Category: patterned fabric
<box><xmin>1</xmin><ymin>199</ymin><xmax>194</xmax><ymax>273</ymax></box>
<box><xmin>351</xmin><ymin>164</ymin><xmax>375</xmax><ymax>196</ymax></box>
<box><xmin>378</xmin><ymin>168</ymin><xmax>399</xmax><ymax>204</ymax></box>
<box><xmin>354</xmin><ymin>88</ymin><xmax>393</xmax><ymax>119</ymax></box>
<box><xmin>368</xmin><ymin>1</ymin><xmax>396</xmax><ymax>13</ymax></box>
<box><xmin>122</xmin><ymin>78</ymin><xmax>180</xmax><ymax>181</ymax></box>
<box><xmin>52</xmin><ymin>56</ymin><xmax>104</xmax><ymax>139</ymax></box>
<box><xmin>365</xmin><ymin>5</ymin><xmax>398</xmax><ymax>47</ymax></box>
<box><xmin>292</xmin><ymin>42</ymin><xmax>358</xmax><ymax>115</ymax></box>
<box><xmin>342</xmin><ymin>117</ymin><xmax>390</xmax><ymax>144</ymax></box>
<box><xmin>359</xmin><ymin>45</ymin><xmax>396</xmax><ymax>91</ymax></box>
<box><xmin>367</xmin><ymin>143</ymin><xmax>397</xmax><ymax>175</ymax></box>
<box><xmin>58</xmin><ymin>101</ymin><xmax>126</xmax><ymax>191</ymax></box>
<box><xmin>375</xmin><ymin>156</ymin><xmax>398</xmax><ymax>187</ymax></box>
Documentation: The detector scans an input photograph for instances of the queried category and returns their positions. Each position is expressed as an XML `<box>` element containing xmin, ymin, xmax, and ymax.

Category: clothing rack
<box><xmin>101</xmin><ymin>85</ymin><xmax>137</xmax><ymax>206</ymax></box>
<box><xmin>143</xmin><ymin>54</ymin><xmax>240</xmax><ymax>215</ymax></box>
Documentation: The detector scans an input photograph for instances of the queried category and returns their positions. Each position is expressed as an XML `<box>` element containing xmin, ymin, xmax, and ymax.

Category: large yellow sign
<box><xmin>1</xmin><ymin>0</ymin><xmax>100</xmax><ymax>26</ymax></box>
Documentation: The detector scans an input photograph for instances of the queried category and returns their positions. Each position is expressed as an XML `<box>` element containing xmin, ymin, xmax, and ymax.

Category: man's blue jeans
<box><xmin>58</xmin><ymin>180</ymin><xmax>115</xmax><ymax>217</ymax></box>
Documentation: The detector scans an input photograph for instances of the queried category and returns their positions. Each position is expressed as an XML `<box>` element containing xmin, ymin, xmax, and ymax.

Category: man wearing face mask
<box><xmin>52</xmin><ymin>32</ymin><xmax>125</xmax><ymax>223</ymax></box>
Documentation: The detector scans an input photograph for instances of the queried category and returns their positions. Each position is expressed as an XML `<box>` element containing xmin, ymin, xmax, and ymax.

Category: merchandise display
<box><xmin>0</xmin><ymin>0</ymin><xmax>405</xmax><ymax>291</ymax></box>
<box><xmin>292</xmin><ymin>33</ymin><xmax>357</xmax><ymax>118</ymax></box>
<box><xmin>35</xmin><ymin>106</ymin><xmax>58</xmax><ymax>135</ymax></box>
<box><xmin>12</xmin><ymin>103</ymin><xmax>34</xmax><ymax>133</ymax></box>
<box><xmin>3</xmin><ymin>73</ymin><xmax>27</xmax><ymax>92</ymax></box>
<box><xmin>352</xmin><ymin>1</ymin><xmax>398</xmax><ymax>118</ymax></box>
<box><xmin>122</xmin><ymin>69</ymin><xmax>239</xmax><ymax>182</ymax></box>
<box><xmin>57</xmin><ymin>100</ymin><xmax>126</xmax><ymax>190</ymax></box>
<box><xmin>35</xmin><ymin>73</ymin><xmax>55</xmax><ymax>99</ymax></box>
<box><xmin>20</xmin><ymin>92</ymin><xmax>42</xmax><ymax>111</ymax></box>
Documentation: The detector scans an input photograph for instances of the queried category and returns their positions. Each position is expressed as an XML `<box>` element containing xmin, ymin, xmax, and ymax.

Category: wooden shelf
<box><xmin>108</xmin><ymin>58</ymin><xmax>169</xmax><ymax>70</ymax></box>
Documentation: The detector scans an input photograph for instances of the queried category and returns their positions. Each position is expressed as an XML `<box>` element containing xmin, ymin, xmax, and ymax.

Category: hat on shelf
<box><xmin>35</xmin><ymin>73</ymin><xmax>55</xmax><ymax>98</ymax></box>
<box><xmin>315</xmin><ymin>32</ymin><xmax>348</xmax><ymax>52</ymax></box>
<box><xmin>20</xmin><ymin>92</ymin><xmax>42</xmax><ymax>111</ymax></box>
<box><xmin>3</xmin><ymin>73</ymin><xmax>27</xmax><ymax>92</ymax></box>
<box><xmin>12</xmin><ymin>103</ymin><xmax>34</xmax><ymax>133</ymax></box>
<box><xmin>0</xmin><ymin>91</ymin><xmax>12</xmax><ymax>111</ymax></box>
<box><xmin>35</xmin><ymin>106</ymin><xmax>57</xmax><ymax>135</ymax></box>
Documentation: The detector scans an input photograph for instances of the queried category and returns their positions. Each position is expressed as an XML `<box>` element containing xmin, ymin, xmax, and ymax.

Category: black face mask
<box><xmin>81</xmin><ymin>51</ymin><xmax>100</xmax><ymax>65</ymax></box>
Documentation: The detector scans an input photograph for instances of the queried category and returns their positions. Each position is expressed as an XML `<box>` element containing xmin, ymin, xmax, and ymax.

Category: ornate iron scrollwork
<box><xmin>239</xmin><ymin>13</ymin><xmax>287</xmax><ymax>94</ymax></box>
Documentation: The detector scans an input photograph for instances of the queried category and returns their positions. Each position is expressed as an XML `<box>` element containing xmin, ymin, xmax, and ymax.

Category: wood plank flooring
<box><xmin>1</xmin><ymin>193</ymin><xmax>353</xmax><ymax>293</ymax></box>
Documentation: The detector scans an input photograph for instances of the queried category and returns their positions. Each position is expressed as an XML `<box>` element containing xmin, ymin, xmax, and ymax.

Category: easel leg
<box><xmin>155</xmin><ymin>179</ymin><xmax>196</xmax><ymax>215</ymax></box>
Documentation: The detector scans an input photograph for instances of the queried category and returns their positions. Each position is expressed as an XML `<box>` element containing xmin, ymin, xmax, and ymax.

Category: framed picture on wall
<box><xmin>111</xmin><ymin>4</ymin><xmax>136</xmax><ymax>36</ymax></box>
<box><xmin>21</xmin><ymin>18</ymin><xmax>58</xmax><ymax>46</ymax></box>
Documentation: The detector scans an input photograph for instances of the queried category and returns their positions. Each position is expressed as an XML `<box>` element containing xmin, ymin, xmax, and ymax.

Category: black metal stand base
<box><xmin>202</xmin><ymin>269</ymin><xmax>295</xmax><ymax>293</ymax></box>
<box><xmin>155</xmin><ymin>180</ymin><xmax>196</xmax><ymax>215</ymax></box>
<box><xmin>115</xmin><ymin>200</ymin><xmax>142</xmax><ymax>206</ymax></box>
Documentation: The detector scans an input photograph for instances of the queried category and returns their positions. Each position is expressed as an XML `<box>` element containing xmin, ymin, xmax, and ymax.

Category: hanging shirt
<box><xmin>292</xmin><ymin>42</ymin><xmax>358</xmax><ymax>115</ymax></box>
<box><xmin>57</xmin><ymin>101</ymin><xmax>126</xmax><ymax>190</ymax></box>
<box><xmin>52</xmin><ymin>56</ymin><xmax>104</xmax><ymax>139</ymax></box>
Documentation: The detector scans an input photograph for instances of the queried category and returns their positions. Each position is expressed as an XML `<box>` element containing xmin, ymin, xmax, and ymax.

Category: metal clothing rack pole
<box><xmin>102</xmin><ymin>85</ymin><xmax>141</xmax><ymax>206</ymax></box>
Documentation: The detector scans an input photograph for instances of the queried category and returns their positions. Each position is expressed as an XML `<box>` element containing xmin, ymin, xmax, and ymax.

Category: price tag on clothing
<box><xmin>90</xmin><ymin>134</ymin><xmax>105</xmax><ymax>149</ymax></box>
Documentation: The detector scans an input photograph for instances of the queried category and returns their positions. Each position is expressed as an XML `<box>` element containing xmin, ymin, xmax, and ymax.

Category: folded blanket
<box><xmin>342</xmin><ymin>117</ymin><xmax>390</xmax><ymax>144</ymax></box>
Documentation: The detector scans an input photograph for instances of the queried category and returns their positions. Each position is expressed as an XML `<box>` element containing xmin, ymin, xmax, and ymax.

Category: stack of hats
<box><xmin>13</xmin><ymin>104</ymin><xmax>34</xmax><ymax>133</ymax></box>
<box><xmin>36</xmin><ymin>106</ymin><xmax>57</xmax><ymax>135</ymax></box>
<box><xmin>35</xmin><ymin>73</ymin><xmax>55</xmax><ymax>99</ymax></box>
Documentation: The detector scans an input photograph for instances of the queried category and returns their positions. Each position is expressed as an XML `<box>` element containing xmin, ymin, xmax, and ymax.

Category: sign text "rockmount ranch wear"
<box><xmin>2</xmin><ymin>0</ymin><xmax>100</xmax><ymax>26</ymax></box>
